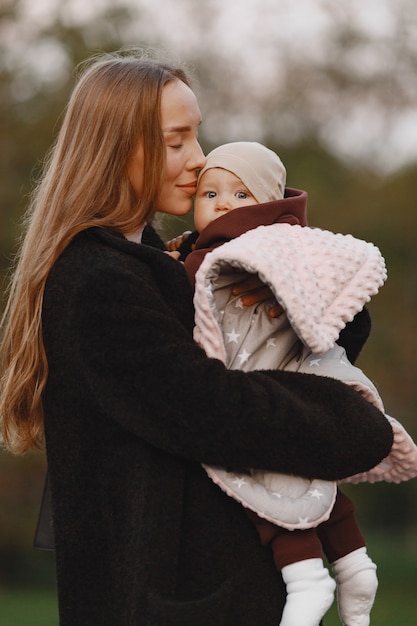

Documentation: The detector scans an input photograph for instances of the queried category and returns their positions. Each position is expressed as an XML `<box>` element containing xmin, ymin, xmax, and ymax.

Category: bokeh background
<box><xmin>1</xmin><ymin>0</ymin><xmax>417</xmax><ymax>623</ymax></box>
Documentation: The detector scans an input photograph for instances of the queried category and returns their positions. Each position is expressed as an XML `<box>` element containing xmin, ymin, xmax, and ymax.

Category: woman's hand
<box><xmin>232</xmin><ymin>275</ymin><xmax>283</xmax><ymax>318</ymax></box>
<box><xmin>165</xmin><ymin>230</ymin><xmax>193</xmax><ymax>252</ymax></box>
<box><xmin>164</xmin><ymin>250</ymin><xmax>181</xmax><ymax>260</ymax></box>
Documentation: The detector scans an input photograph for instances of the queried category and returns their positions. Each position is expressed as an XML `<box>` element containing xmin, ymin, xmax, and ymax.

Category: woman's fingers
<box><xmin>241</xmin><ymin>289</ymin><xmax>284</xmax><ymax>317</ymax></box>
<box><xmin>232</xmin><ymin>274</ymin><xmax>264</xmax><ymax>295</ymax></box>
<box><xmin>240</xmin><ymin>286</ymin><xmax>273</xmax><ymax>306</ymax></box>
<box><xmin>232</xmin><ymin>275</ymin><xmax>273</xmax><ymax>305</ymax></box>
<box><xmin>164</xmin><ymin>250</ymin><xmax>181</xmax><ymax>260</ymax></box>
<box><xmin>231</xmin><ymin>274</ymin><xmax>284</xmax><ymax>317</ymax></box>
<box><xmin>268</xmin><ymin>302</ymin><xmax>284</xmax><ymax>318</ymax></box>
<box><xmin>165</xmin><ymin>231</ymin><xmax>192</xmax><ymax>251</ymax></box>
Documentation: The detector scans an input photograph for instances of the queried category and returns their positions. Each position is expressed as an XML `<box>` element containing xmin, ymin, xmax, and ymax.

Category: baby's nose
<box><xmin>216</xmin><ymin>196</ymin><xmax>232</xmax><ymax>210</ymax></box>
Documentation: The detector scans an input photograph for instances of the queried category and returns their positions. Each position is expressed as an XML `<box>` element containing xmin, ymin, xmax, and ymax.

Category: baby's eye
<box><xmin>236</xmin><ymin>191</ymin><xmax>248</xmax><ymax>199</ymax></box>
<box><xmin>206</xmin><ymin>191</ymin><xmax>217</xmax><ymax>198</ymax></box>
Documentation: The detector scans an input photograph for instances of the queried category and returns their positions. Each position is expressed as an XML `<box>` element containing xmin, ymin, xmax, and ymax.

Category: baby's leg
<box><xmin>316</xmin><ymin>490</ymin><xmax>377</xmax><ymax>625</ymax></box>
<box><xmin>333</xmin><ymin>547</ymin><xmax>378</xmax><ymax>626</ymax></box>
<box><xmin>280</xmin><ymin>558</ymin><xmax>335</xmax><ymax>626</ymax></box>
<box><xmin>246</xmin><ymin>511</ymin><xmax>335</xmax><ymax>626</ymax></box>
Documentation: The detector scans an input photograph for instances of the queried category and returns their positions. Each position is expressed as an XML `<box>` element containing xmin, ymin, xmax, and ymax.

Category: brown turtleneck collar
<box><xmin>184</xmin><ymin>187</ymin><xmax>308</xmax><ymax>285</ymax></box>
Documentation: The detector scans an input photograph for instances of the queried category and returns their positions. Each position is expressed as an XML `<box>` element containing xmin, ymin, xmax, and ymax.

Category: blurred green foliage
<box><xmin>1</xmin><ymin>0</ymin><xmax>417</xmax><ymax>593</ymax></box>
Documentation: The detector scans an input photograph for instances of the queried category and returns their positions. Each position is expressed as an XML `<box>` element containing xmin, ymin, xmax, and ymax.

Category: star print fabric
<box><xmin>195</xmin><ymin>223</ymin><xmax>417</xmax><ymax>528</ymax></box>
<box><xmin>211</xmin><ymin>271</ymin><xmax>302</xmax><ymax>372</ymax></box>
<box><xmin>203</xmin><ymin>464</ymin><xmax>338</xmax><ymax>530</ymax></box>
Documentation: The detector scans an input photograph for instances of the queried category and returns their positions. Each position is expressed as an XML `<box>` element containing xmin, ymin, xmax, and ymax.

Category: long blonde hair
<box><xmin>0</xmin><ymin>49</ymin><xmax>191</xmax><ymax>454</ymax></box>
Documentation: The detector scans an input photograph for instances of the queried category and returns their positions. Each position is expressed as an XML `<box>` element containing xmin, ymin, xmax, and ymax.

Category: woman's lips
<box><xmin>177</xmin><ymin>182</ymin><xmax>197</xmax><ymax>195</ymax></box>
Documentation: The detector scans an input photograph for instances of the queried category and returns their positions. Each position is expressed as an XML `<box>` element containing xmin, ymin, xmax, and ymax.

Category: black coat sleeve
<box><xmin>43</xmin><ymin>231</ymin><xmax>393</xmax><ymax>483</ymax></box>
<box><xmin>177</xmin><ymin>229</ymin><xmax>200</xmax><ymax>261</ymax></box>
<box><xmin>338</xmin><ymin>306</ymin><xmax>371</xmax><ymax>364</ymax></box>
<box><xmin>63</xmin><ymin>256</ymin><xmax>391</xmax><ymax>482</ymax></box>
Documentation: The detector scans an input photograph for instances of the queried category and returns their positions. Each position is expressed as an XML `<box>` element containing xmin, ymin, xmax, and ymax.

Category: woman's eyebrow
<box><xmin>163</xmin><ymin>120</ymin><xmax>202</xmax><ymax>133</ymax></box>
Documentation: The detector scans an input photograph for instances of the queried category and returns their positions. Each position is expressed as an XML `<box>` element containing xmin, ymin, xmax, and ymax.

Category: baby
<box><xmin>182</xmin><ymin>142</ymin><xmax>417</xmax><ymax>626</ymax></box>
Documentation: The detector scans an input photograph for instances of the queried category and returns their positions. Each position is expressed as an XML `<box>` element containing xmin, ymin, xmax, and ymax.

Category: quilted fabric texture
<box><xmin>203</xmin><ymin>464</ymin><xmax>337</xmax><ymax>530</ymax></box>
<box><xmin>194</xmin><ymin>223</ymin><xmax>387</xmax><ymax>358</ymax></box>
<box><xmin>343</xmin><ymin>416</ymin><xmax>417</xmax><ymax>485</ymax></box>
<box><xmin>193</xmin><ymin>223</ymin><xmax>417</xmax><ymax>527</ymax></box>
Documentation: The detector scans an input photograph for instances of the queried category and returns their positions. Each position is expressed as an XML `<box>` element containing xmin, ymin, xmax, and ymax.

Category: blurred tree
<box><xmin>186</xmin><ymin>0</ymin><xmax>417</xmax><ymax>173</ymax></box>
<box><xmin>0</xmin><ymin>0</ymin><xmax>152</xmax><ymax>283</ymax></box>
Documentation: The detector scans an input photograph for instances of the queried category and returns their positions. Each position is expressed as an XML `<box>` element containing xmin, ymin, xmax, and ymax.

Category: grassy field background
<box><xmin>0</xmin><ymin>589</ymin><xmax>58</xmax><ymax>626</ymax></box>
<box><xmin>0</xmin><ymin>532</ymin><xmax>416</xmax><ymax>624</ymax></box>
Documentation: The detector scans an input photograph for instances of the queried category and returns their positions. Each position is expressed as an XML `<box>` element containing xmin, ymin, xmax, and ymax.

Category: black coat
<box><xmin>42</xmin><ymin>226</ymin><xmax>392</xmax><ymax>625</ymax></box>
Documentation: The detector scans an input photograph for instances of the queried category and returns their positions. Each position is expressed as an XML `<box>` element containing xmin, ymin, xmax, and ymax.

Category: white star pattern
<box><xmin>272</xmin><ymin>492</ymin><xmax>283</xmax><ymax>499</ymax></box>
<box><xmin>298</xmin><ymin>517</ymin><xmax>310</xmax><ymax>524</ymax></box>
<box><xmin>232</xmin><ymin>477</ymin><xmax>247</xmax><ymax>489</ymax></box>
<box><xmin>234</xmin><ymin>298</ymin><xmax>244</xmax><ymax>309</ymax></box>
<box><xmin>238</xmin><ymin>349</ymin><xmax>251</xmax><ymax>364</ymax></box>
<box><xmin>308</xmin><ymin>489</ymin><xmax>324</xmax><ymax>499</ymax></box>
<box><xmin>226</xmin><ymin>328</ymin><xmax>240</xmax><ymax>344</ymax></box>
<box><xmin>266</xmin><ymin>338</ymin><xmax>276</xmax><ymax>348</ymax></box>
<box><xmin>308</xmin><ymin>358</ymin><xmax>321</xmax><ymax>367</ymax></box>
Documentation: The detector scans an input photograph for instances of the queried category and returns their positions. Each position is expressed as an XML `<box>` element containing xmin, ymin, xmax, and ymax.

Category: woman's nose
<box><xmin>190</xmin><ymin>142</ymin><xmax>206</xmax><ymax>171</ymax></box>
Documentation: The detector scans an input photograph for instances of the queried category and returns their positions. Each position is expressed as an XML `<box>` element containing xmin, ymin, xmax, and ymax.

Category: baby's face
<box><xmin>193</xmin><ymin>167</ymin><xmax>258</xmax><ymax>232</ymax></box>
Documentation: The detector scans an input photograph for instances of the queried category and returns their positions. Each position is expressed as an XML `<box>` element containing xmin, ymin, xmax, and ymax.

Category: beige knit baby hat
<box><xmin>198</xmin><ymin>141</ymin><xmax>287</xmax><ymax>203</ymax></box>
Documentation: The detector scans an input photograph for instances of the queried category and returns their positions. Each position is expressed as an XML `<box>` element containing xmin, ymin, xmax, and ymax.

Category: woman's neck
<box><xmin>125</xmin><ymin>225</ymin><xmax>145</xmax><ymax>243</ymax></box>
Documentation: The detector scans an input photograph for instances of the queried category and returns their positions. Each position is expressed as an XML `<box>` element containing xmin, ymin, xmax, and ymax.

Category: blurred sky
<box><xmin>8</xmin><ymin>0</ymin><xmax>417</xmax><ymax>172</ymax></box>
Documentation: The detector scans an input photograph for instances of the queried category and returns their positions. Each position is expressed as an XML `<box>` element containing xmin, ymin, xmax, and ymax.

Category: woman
<box><xmin>0</xmin><ymin>49</ymin><xmax>393</xmax><ymax>625</ymax></box>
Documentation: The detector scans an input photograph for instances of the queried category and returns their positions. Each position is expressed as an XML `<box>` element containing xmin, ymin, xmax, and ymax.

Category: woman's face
<box><xmin>128</xmin><ymin>79</ymin><xmax>205</xmax><ymax>217</ymax></box>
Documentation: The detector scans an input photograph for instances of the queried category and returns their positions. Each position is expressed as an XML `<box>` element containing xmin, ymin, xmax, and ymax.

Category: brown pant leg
<box><xmin>316</xmin><ymin>488</ymin><xmax>366</xmax><ymax>564</ymax></box>
<box><xmin>246</xmin><ymin>509</ymin><xmax>324</xmax><ymax>570</ymax></box>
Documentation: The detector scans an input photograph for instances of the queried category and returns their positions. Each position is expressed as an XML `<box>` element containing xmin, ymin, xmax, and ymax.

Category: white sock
<box><xmin>280</xmin><ymin>558</ymin><xmax>336</xmax><ymax>626</ymax></box>
<box><xmin>332</xmin><ymin>547</ymin><xmax>378</xmax><ymax>626</ymax></box>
